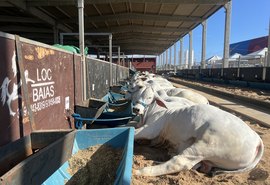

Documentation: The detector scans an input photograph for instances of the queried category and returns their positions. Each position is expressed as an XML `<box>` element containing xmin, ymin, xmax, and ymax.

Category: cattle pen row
<box><xmin>0</xmin><ymin>32</ymin><xmax>130</xmax><ymax>147</ymax></box>
<box><xmin>158</xmin><ymin>67</ymin><xmax>270</xmax><ymax>90</ymax></box>
<box><xmin>168</xmin><ymin>77</ymin><xmax>270</xmax><ymax>128</ymax></box>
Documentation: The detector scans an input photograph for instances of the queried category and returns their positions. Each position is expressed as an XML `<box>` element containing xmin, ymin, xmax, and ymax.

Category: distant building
<box><xmin>131</xmin><ymin>57</ymin><xmax>156</xmax><ymax>73</ymax></box>
<box><xmin>206</xmin><ymin>55</ymin><xmax>222</xmax><ymax>68</ymax></box>
<box><xmin>112</xmin><ymin>56</ymin><xmax>156</xmax><ymax>73</ymax></box>
<box><xmin>230</xmin><ymin>36</ymin><xmax>268</xmax><ymax>56</ymax></box>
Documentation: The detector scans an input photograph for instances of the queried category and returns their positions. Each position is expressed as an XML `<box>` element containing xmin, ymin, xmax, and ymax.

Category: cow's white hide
<box><xmin>133</xmin><ymin>87</ymin><xmax>264</xmax><ymax>177</ymax></box>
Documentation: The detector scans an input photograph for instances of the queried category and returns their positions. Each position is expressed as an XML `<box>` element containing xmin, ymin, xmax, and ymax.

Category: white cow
<box><xmin>126</xmin><ymin>79</ymin><xmax>208</xmax><ymax>106</ymax></box>
<box><xmin>133</xmin><ymin>86</ymin><xmax>264</xmax><ymax>177</ymax></box>
<box><xmin>133</xmin><ymin>85</ymin><xmax>195</xmax><ymax>128</ymax></box>
<box><xmin>126</xmin><ymin>83</ymin><xmax>194</xmax><ymax>109</ymax></box>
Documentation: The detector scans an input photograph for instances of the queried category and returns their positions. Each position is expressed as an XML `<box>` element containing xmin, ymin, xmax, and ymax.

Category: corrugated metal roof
<box><xmin>0</xmin><ymin>0</ymin><xmax>230</xmax><ymax>55</ymax></box>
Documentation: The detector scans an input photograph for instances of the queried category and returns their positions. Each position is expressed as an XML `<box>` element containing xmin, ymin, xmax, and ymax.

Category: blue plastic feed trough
<box><xmin>43</xmin><ymin>127</ymin><xmax>134</xmax><ymax>185</ymax></box>
<box><xmin>102</xmin><ymin>91</ymin><xmax>126</xmax><ymax>104</ymax></box>
<box><xmin>74</xmin><ymin>98</ymin><xmax>107</xmax><ymax>123</ymax></box>
<box><xmin>102</xmin><ymin>92</ymin><xmax>133</xmax><ymax>116</ymax></box>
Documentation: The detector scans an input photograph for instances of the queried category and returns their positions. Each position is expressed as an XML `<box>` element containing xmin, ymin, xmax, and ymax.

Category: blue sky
<box><xmin>160</xmin><ymin>0</ymin><xmax>270</xmax><ymax>65</ymax></box>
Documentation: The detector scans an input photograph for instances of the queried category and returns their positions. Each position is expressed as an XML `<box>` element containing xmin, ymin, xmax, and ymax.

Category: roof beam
<box><xmin>119</xmin><ymin>43</ymin><xmax>167</xmax><ymax>48</ymax></box>
<box><xmin>95</xmin><ymin>34</ymin><xmax>178</xmax><ymax>41</ymax></box>
<box><xmin>89</xmin><ymin>25</ymin><xmax>187</xmax><ymax>33</ymax></box>
<box><xmin>6</xmin><ymin>0</ymin><xmax>72</xmax><ymax>32</ymax></box>
<box><xmin>19</xmin><ymin>33</ymin><xmax>54</xmax><ymax>39</ymax></box>
<box><xmin>26</xmin><ymin>0</ymin><xmax>229</xmax><ymax>6</ymax></box>
<box><xmin>63</xmin><ymin>13</ymin><xmax>202</xmax><ymax>23</ymax></box>
<box><xmin>0</xmin><ymin>25</ymin><xmax>53</xmax><ymax>33</ymax></box>
<box><xmin>113</xmin><ymin>39</ymin><xmax>171</xmax><ymax>45</ymax></box>
<box><xmin>114</xmin><ymin>36</ymin><xmax>176</xmax><ymax>41</ymax></box>
<box><xmin>123</xmin><ymin>49</ymin><xmax>161</xmax><ymax>55</ymax></box>
<box><xmin>0</xmin><ymin>16</ymin><xmax>43</xmax><ymax>23</ymax></box>
<box><xmin>120</xmin><ymin>45</ymin><xmax>164</xmax><ymax>51</ymax></box>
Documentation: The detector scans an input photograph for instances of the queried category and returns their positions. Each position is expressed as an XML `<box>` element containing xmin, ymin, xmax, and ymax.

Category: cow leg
<box><xmin>134</xmin><ymin>125</ymin><xmax>161</xmax><ymax>140</ymax></box>
<box><xmin>134</xmin><ymin>145</ymin><xmax>204</xmax><ymax>176</ymax></box>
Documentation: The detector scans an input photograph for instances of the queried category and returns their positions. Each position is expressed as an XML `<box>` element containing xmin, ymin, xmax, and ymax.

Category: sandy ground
<box><xmin>132</xmin><ymin>79</ymin><xmax>270</xmax><ymax>185</ymax></box>
<box><xmin>170</xmin><ymin>77</ymin><xmax>270</xmax><ymax>103</ymax></box>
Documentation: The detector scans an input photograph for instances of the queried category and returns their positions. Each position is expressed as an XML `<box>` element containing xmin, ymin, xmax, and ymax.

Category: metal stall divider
<box><xmin>15</xmin><ymin>35</ymin><xmax>36</xmax><ymax>132</ymax></box>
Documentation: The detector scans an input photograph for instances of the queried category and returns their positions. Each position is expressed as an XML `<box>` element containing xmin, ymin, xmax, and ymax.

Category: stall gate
<box><xmin>0</xmin><ymin>32</ymin><xmax>129</xmax><ymax>147</ymax></box>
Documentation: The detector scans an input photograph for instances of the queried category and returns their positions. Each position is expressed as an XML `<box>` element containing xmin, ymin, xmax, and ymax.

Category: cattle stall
<box><xmin>0</xmin><ymin>31</ymin><xmax>129</xmax><ymax>148</ymax></box>
<box><xmin>160</xmin><ymin>67</ymin><xmax>270</xmax><ymax>90</ymax></box>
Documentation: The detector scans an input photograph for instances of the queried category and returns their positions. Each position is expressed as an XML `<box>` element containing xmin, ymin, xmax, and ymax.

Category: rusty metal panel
<box><xmin>239</xmin><ymin>67</ymin><xmax>263</xmax><ymax>82</ymax></box>
<box><xmin>74</xmin><ymin>55</ymin><xmax>83</xmax><ymax>105</ymax></box>
<box><xmin>87</xmin><ymin>58</ymin><xmax>110</xmax><ymax>99</ymax></box>
<box><xmin>0</xmin><ymin>36</ymin><xmax>21</xmax><ymax>146</ymax></box>
<box><xmin>223</xmin><ymin>68</ymin><xmax>238</xmax><ymax>80</ymax></box>
<box><xmin>0</xmin><ymin>34</ymin><xmax>80</xmax><ymax>147</ymax></box>
<box><xmin>119</xmin><ymin>66</ymin><xmax>127</xmax><ymax>82</ymax></box>
<box><xmin>0</xmin><ymin>135</ymin><xmax>32</xmax><ymax>177</ymax></box>
<box><xmin>20</xmin><ymin>41</ymin><xmax>75</xmax><ymax>132</ymax></box>
<box><xmin>200</xmin><ymin>69</ymin><xmax>210</xmax><ymax>78</ymax></box>
<box><xmin>112</xmin><ymin>64</ymin><xmax>117</xmax><ymax>85</ymax></box>
<box><xmin>0</xmin><ymin>130</ymin><xmax>75</xmax><ymax>185</ymax></box>
<box><xmin>211</xmin><ymin>68</ymin><xmax>222</xmax><ymax>78</ymax></box>
<box><xmin>265</xmin><ymin>67</ymin><xmax>270</xmax><ymax>83</ymax></box>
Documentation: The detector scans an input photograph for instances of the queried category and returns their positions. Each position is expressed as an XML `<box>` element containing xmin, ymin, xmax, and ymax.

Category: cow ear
<box><xmin>152</xmin><ymin>90</ymin><xmax>168</xmax><ymax>109</ymax></box>
<box><xmin>155</xmin><ymin>98</ymin><xmax>168</xmax><ymax>109</ymax></box>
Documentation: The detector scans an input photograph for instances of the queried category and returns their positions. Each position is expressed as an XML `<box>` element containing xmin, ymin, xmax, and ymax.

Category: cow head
<box><xmin>125</xmin><ymin>80</ymin><xmax>146</xmax><ymax>100</ymax></box>
<box><xmin>132</xmin><ymin>85</ymin><xmax>168</xmax><ymax>116</ymax></box>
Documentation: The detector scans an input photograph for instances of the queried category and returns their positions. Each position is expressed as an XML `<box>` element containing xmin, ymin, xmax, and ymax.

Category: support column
<box><xmin>201</xmin><ymin>20</ymin><xmax>207</xmax><ymax>69</ymax></box>
<box><xmin>97</xmin><ymin>49</ymin><xmax>100</xmax><ymax>59</ymax></box>
<box><xmin>222</xmin><ymin>1</ymin><xmax>232</xmax><ymax>70</ymax></box>
<box><xmin>118</xmin><ymin>46</ymin><xmax>120</xmax><ymax>66</ymax></box>
<box><xmin>170</xmin><ymin>47</ymin><xmax>172</xmax><ymax>70</ymax></box>
<box><xmin>156</xmin><ymin>55</ymin><xmax>161</xmax><ymax>71</ymax></box>
<box><xmin>267</xmin><ymin>19</ymin><xmax>270</xmax><ymax>67</ymax></box>
<box><xmin>189</xmin><ymin>31</ymin><xmax>193</xmax><ymax>69</ymax></box>
<box><xmin>163</xmin><ymin>53</ymin><xmax>165</xmax><ymax>71</ymax></box>
<box><xmin>60</xmin><ymin>33</ymin><xmax>64</xmax><ymax>45</ymax></box>
<box><xmin>174</xmin><ymin>43</ymin><xmax>176</xmax><ymax>73</ymax></box>
<box><xmin>166</xmin><ymin>50</ymin><xmax>168</xmax><ymax>71</ymax></box>
<box><xmin>53</xmin><ymin>24</ymin><xmax>59</xmax><ymax>44</ymax></box>
<box><xmin>161</xmin><ymin>53</ymin><xmax>163</xmax><ymax>70</ymax></box>
<box><xmin>78</xmin><ymin>0</ymin><xmax>86</xmax><ymax>100</ymax></box>
<box><xmin>109</xmin><ymin>34</ymin><xmax>113</xmax><ymax>86</ymax></box>
<box><xmin>179</xmin><ymin>38</ymin><xmax>183</xmax><ymax>69</ymax></box>
<box><xmin>117</xmin><ymin>46</ymin><xmax>120</xmax><ymax>83</ymax></box>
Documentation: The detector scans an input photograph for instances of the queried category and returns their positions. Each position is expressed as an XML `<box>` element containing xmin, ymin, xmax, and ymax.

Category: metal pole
<box><xmin>222</xmin><ymin>1</ymin><xmax>232</xmax><ymax>71</ymax></box>
<box><xmin>53</xmin><ymin>24</ymin><xmax>59</xmax><ymax>44</ymax></box>
<box><xmin>116</xmin><ymin>46</ymin><xmax>120</xmax><ymax>83</ymax></box>
<box><xmin>169</xmin><ymin>47</ymin><xmax>172</xmax><ymax>70</ymax></box>
<box><xmin>160</xmin><ymin>53</ymin><xmax>162</xmax><ymax>70</ymax></box>
<box><xmin>189</xmin><ymin>31</ymin><xmax>193</xmax><ymax>69</ymax></box>
<box><xmin>118</xmin><ymin>46</ymin><xmax>120</xmax><ymax>65</ymax></box>
<box><xmin>78</xmin><ymin>0</ymin><xmax>86</xmax><ymax>100</ymax></box>
<box><xmin>109</xmin><ymin>34</ymin><xmax>112</xmax><ymax>86</ymax></box>
<box><xmin>179</xmin><ymin>38</ymin><xmax>183</xmax><ymax>69</ymax></box>
<box><xmin>201</xmin><ymin>20</ymin><xmax>207</xmax><ymax>69</ymax></box>
<box><xmin>267</xmin><ymin>18</ymin><xmax>270</xmax><ymax>67</ymax></box>
<box><xmin>155</xmin><ymin>55</ymin><xmax>158</xmax><ymax>73</ymax></box>
<box><xmin>157</xmin><ymin>55</ymin><xmax>160</xmax><ymax>71</ymax></box>
<box><xmin>174</xmin><ymin>43</ymin><xmax>176</xmax><ymax>73</ymax></box>
<box><xmin>60</xmin><ymin>33</ymin><xmax>64</xmax><ymax>45</ymax></box>
<box><xmin>166</xmin><ymin>50</ymin><xmax>168</xmax><ymax>71</ymax></box>
<box><xmin>162</xmin><ymin>53</ymin><xmax>164</xmax><ymax>70</ymax></box>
